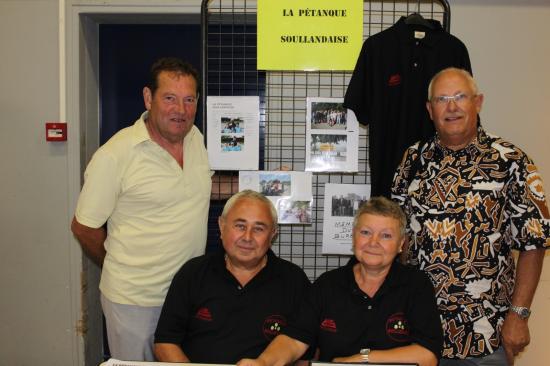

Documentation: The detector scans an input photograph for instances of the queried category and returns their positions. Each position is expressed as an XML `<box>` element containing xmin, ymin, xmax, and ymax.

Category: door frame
<box><xmin>65</xmin><ymin>2</ymin><xmax>201</xmax><ymax>365</ymax></box>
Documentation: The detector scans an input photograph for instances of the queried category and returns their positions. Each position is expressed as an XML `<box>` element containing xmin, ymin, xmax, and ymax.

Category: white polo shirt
<box><xmin>75</xmin><ymin>113</ymin><xmax>212</xmax><ymax>306</ymax></box>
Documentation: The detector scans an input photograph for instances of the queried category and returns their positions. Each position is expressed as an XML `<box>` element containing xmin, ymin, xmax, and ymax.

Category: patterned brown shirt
<box><xmin>391</xmin><ymin>127</ymin><xmax>549</xmax><ymax>359</ymax></box>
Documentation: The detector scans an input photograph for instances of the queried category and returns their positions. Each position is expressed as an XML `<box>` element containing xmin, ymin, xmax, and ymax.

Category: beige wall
<box><xmin>450</xmin><ymin>1</ymin><xmax>550</xmax><ymax>365</ymax></box>
<box><xmin>0</xmin><ymin>0</ymin><xmax>548</xmax><ymax>365</ymax></box>
<box><xmin>0</xmin><ymin>0</ymin><xmax>82</xmax><ymax>365</ymax></box>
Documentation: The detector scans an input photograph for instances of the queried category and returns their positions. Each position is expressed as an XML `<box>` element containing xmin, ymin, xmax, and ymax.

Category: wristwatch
<box><xmin>359</xmin><ymin>348</ymin><xmax>370</xmax><ymax>363</ymax></box>
<box><xmin>510</xmin><ymin>305</ymin><xmax>531</xmax><ymax>319</ymax></box>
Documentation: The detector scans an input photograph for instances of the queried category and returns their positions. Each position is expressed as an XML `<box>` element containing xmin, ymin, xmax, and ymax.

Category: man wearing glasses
<box><xmin>392</xmin><ymin>67</ymin><xmax>549</xmax><ymax>365</ymax></box>
<box><xmin>71</xmin><ymin>57</ymin><xmax>212</xmax><ymax>361</ymax></box>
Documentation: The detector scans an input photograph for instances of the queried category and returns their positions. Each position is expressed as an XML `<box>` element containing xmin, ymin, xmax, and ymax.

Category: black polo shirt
<box><xmin>283</xmin><ymin>258</ymin><xmax>443</xmax><ymax>361</ymax></box>
<box><xmin>154</xmin><ymin>249</ymin><xmax>311</xmax><ymax>363</ymax></box>
<box><xmin>344</xmin><ymin>16</ymin><xmax>472</xmax><ymax>198</ymax></box>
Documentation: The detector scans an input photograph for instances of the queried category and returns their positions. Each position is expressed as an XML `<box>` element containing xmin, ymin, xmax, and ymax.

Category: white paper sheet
<box><xmin>322</xmin><ymin>183</ymin><xmax>371</xmax><ymax>255</ymax></box>
<box><xmin>207</xmin><ymin>96</ymin><xmax>260</xmax><ymax>170</ymax></box>
<box><xmin>100</xmin><ymin>359</ymin><xmax>231</xmax><ymax>366</ymax></box>
<box><xmin>305</xmin><ymin>97</ymin><xmax>359</xmax><ymax>172</ymax></box>
<box><xmin>239</xmin><ymin>171</ymin><xmax>313</xmax><ymax>225</ymax></box>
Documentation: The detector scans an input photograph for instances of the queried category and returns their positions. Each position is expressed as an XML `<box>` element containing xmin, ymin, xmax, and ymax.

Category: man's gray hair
<box><xmin>353</xmin><ymin>196</ymin><xmax>407</xmax><ymax>237</ymax></box>
<box><xmin>221</xmin><ymin>189</ymin><xmax>278</xmax><ymax>226</ymax></box>
<box><xmin>427</xmin><ymin>67</ymin><xmax>479</xmax><ymax>101</ymax></box>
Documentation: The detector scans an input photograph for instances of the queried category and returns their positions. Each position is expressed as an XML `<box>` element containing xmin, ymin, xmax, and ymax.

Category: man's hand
<box><xmin>236</xmin><ymin>359</ymin><xmax>266</xmax><ymax>366</ymax></box>
<box><xmin>501</xmin><ymin>312</ymin><xmax>530</xmax><ymax>366</ymax></box>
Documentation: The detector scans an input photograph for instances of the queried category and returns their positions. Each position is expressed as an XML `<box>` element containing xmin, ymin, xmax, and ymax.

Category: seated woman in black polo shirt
<box><xmin>238</xmin><ymin>196</ymin><xmax>442</xmax><ymax>366</ymax></box>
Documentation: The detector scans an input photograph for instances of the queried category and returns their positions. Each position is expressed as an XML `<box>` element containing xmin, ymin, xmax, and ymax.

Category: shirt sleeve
<box><xmin>74</xmin><ymin>148</ymin><xmax>120</xmax><ymax>228</ymax></box>
<box><xmin>458</xmin><ymin>39</ymin><xmax>472</xmax><ymax>75</ymax></box>
<box><xmin>343</xmin><ymin>39</ymin><xmax>371</xmax><ymax>125</ymax></box>
<box><xmin>506</xmin><ymin>150</ymin><xmax>550</xmax><ymax>251</ymax></box>
<box><xmin>406</xmin><ymin>270</ymin><xmax>443</xmax><ymax>359</ymax></box>
<box><xmin>289</xmin><ymin>268</ymin><xmax>315</xmax><ymax>360</ymax></box>
<box><xmin>154</xmin><ymin>262</ymin><xmax>195</xmax><ymax>345</ymax></box>
<box><xmin>283</xmin><ymin>277</ymin><xmax>323</xmax><ymax>348</ymax></box>
<box><xmin>391</xmin><ymin>143</ymin><xmax>420</xmax><ymax>208</ymax></box>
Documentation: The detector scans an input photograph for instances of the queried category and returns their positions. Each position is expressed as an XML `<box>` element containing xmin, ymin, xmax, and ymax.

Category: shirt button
<box><xmin>368</xmin><ymin>305</ymin><xmax>372</xmax><ymax>310</ymax></box>
<box><xmin>413</xmin><ymin>62</ymin><xmax>418</xmax><ymax>67</ymax></box>
<box><xmin>416</xmin><ymin>41</ymin><xmax>419</xmax><ymax>45</ymax></box>
<box><xmin>237</xmin><ymin>286</ymin><xmax>242</xmax><ymax>290</ymax></box>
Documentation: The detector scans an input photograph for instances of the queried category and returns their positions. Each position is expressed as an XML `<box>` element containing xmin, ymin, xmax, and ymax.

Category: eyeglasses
<box><xmin>431</xmin><ymin>93</ymin><xmax>476</xmax><ymax>106</ymax></box>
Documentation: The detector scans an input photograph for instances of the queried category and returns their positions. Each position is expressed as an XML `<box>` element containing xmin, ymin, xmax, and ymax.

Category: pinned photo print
<box><xmin>310</xmin><ymin>101</ymin><xmax>347</xmax><ymax>130</ymax></box>
<box><xmin>259</xmin><ymin>173</ymin><xmax>291</xmax><ymax>197</ymax></box>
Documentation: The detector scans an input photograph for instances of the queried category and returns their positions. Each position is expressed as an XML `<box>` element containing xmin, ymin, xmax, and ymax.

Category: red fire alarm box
<box><xmin>45</xmin><ymin>122</ymin><xmax>67</xmax><ymax>141</ymax></box>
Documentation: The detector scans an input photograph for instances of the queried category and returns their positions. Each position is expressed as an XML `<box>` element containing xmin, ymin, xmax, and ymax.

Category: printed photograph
<box><xmin>277</xmin><ymin>199</ymin><xmax>312</xmax><ymax>224</ymax></box>
<box><xmin>221</xmin><ymin>117</ymin><xmax>244</xmax><ymax>134</ymax></box>
<box><xmin>221</xmin><ymin>134</ymin><xmax>244</xmax><ymax>152</ymax></box>
<box><xmin>309</xmin><ymin>134</ymin><xmax>347</xmax><ymax>168</ymax></box>
<box><xmin>310</xmin><ymin>102</ymin><xmax>347</xmax><ymax>130</ymax></box>
<box><xmin>259</xmin><ymin>173</ymin><xmax>291</xmax><ymax>197</ymax></box>
<box><xmin>330</xmin><ymin>193</ymin><xmax>369</xmax><ymax>217</ymax></box>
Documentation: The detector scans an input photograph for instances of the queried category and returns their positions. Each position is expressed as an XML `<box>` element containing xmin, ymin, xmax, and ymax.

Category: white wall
<box><xmin>449</xmin><ymin>1</ymin><xmax>550</xmax><ymax>365</ymax></box>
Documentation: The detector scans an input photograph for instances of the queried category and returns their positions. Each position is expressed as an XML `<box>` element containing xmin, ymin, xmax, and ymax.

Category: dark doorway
<box><xmin>99</xmin><ymin>24</ymin><xmax>202</xmax><ymax>144</ymax></box>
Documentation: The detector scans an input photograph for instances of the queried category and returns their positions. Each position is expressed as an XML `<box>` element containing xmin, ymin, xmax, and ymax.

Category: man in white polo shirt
<box><xmin>71</xmin><ymin>57</ymin><xmax>212</xmax><ymax>361</ymax></box>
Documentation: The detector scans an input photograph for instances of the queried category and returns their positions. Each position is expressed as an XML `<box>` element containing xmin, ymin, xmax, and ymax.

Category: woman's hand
<box><xmin>332</xmin><ymin>353</ymin><xmax>366</xmax><ymax>363</ymax></box>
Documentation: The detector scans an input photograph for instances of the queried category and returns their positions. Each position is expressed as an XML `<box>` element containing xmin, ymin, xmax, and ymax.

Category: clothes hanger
<box><xmin>404</xmin><ymin>12</ymin><xmax>435</xmax><ymax>29</ymax></box>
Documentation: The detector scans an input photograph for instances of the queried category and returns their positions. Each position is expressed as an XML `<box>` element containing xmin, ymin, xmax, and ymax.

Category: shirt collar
<box><xmin>394</xmin><ymin>16</ymin><xmax>445</xmax><ymax>48</ymax></box>
<box><xmin>130</xmin><ymin>111</ymin><xmax>153</xmax><ymax>146</ymax></box>
<box><xmin>344</xmin><ymin>257</ymin><xmax>408</xmax><ymax>295</ymax></box>
<box><xmin>433</xmin><ymin>125</ymin><xmax>490</xmax><ymax>156</ymax></box>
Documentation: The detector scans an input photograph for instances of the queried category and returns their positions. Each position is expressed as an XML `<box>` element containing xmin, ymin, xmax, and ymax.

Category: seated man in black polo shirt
<box><xmin>154</xmin><ymin>190</ymin><xmax>311</xmax><ymax>363</ymax></box>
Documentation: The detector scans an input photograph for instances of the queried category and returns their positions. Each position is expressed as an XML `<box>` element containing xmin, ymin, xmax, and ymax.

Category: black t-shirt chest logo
<box><xmin>386</xmin><ymin>312</ymin><xmax>410</xmax><ymax>342</ymax></box>
<box><xmin>388</xmin><ymin>73</ymin><xmax>402</xmax><ymax>87</ymax></box>
<box><xmin>195</xmin><ymin>307</ymin><xmax>213</xmax><ymax>321</ymax></box>
<box><xmin>319</xmin><ymin>318</ymin><xmax>337</xmax><ymax>333</ymax></box>
<box><xmin>262</xmin><ymin>314</ymin><xmax>287</xmax><ymax>341</ymax></box>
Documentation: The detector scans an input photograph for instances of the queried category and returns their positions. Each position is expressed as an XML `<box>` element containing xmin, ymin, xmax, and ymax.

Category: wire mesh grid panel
<box><xmin>203</xmin><ymin>0</ymin><xmax>448</xmax><ymax>280</ymax></box>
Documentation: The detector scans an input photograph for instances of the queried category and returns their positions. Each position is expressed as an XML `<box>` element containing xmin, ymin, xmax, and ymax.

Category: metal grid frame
<box><xmin>201</xmin><ymin>0</ymin><xmax>450</xmax><ymax>280</ymax></box>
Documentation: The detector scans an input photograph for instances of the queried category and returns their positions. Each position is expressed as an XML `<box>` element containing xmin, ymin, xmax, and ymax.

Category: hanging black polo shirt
<box><xmin>154</xmin><ymin>249</ymin><xmax>311</xmax><ymax>363</ymax></box>
<box><xmin>283</xmin><ymin>258</ymin><xmax>443</xmax><ymax>361</ymax></box>
<box><xmin>344</xmin><ymin>16</ymin><xmax>472</xmax><ymax>198</ymax></box>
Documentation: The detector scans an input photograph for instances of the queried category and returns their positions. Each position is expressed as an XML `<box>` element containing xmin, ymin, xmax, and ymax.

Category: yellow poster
<box><xmin>257</xmin><ymin>0</ymin><xmax>363</xmax><ymax>71</ymax></box>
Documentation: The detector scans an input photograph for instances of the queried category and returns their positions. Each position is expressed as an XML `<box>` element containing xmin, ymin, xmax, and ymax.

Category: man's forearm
<box><xmin>501</xmin><ymin>248</ymin><xmax>546</xmax><ymax>363</ymax></box>
<box><xmin>154</xmin><ymin>343</ymin><xmax>190</xmax><ymax>362</ymax></box>
<box><xmin>511</xmin><ymin>248</ymin><xmax>545</xmax><ymax>307</ymax></box>
<box><xmin>71</xmin><ymin>217</ymin><xmax>107</xmax><ymax>267</ymax></box>
<box><xmin>257</xmin><ymin>335</ymin><xmax>307</xmax><ymax>366</ymax></box>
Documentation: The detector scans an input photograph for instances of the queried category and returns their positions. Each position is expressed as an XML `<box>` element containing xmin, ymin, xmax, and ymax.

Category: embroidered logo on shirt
<box><xmin>262</xmin><ymin>314</ymin><xmax>287</xmax><ymax>341</ymax></box>
<box><xmin>195</xmin><ymin>307</ymin><xmax>213</xmax><ymax>321</ymax></box>
<box><xmin>388</xmin><ymin>74</ymin><xmax>402</xmax><ymax>86</ymax></box>
<box><xmin>386</xmin><ymin>312</ymin><xmax>410</xmax><ymax>342</ymax></box>
<box><xmin>320</xmin><ymin>318</ymin><xmax>337</xmax><ymax>333</ymax></box>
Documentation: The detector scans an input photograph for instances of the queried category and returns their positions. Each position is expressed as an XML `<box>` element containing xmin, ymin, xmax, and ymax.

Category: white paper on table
<box><xmin>239</xmin><ymin>171</ymin><xmax>313</xmax><ymax>225</ymax></box>
<box><xmin>322</xmin><ymin>183</ymin><xmax>371</xmax><ymax>255</ymax></box>
<box><xmin>206</xmin><ymin>96</ymin><xmax>259</xmax><ymax>170</ymax></box>
<box><xmin>101</xmin><ymin>359</ymin><xmax>232</xmax><ymax>366</ymax></box>
<box><xmin>305</xmin><ymin>97</ymin><xmax>359</xmax><ymax>172</ymax></box>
